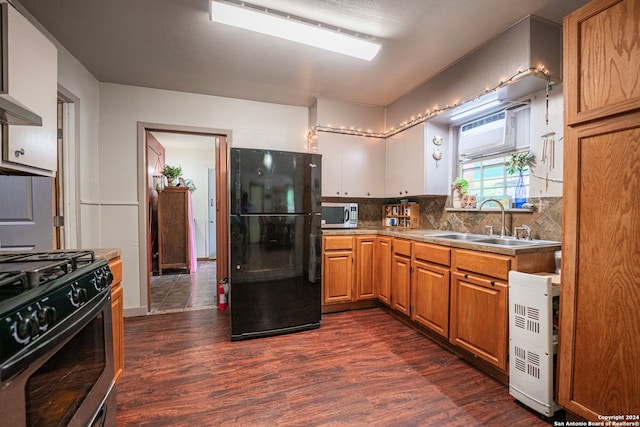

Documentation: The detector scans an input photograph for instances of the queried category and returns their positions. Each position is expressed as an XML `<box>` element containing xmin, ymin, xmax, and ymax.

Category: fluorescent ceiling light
<box><xmin>449</xmin><ymin>99</ymin><xmax>504</xmax><ymax>122</ymax></box>
<box><xmin>209</xmin><ymin>0</ymin><xmax>381</xmax><ymax>61</ymax></box>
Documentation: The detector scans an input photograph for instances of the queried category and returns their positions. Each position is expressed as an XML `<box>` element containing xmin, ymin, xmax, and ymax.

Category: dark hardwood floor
<box><xmin>116</xmin><ymin>308</ymin><xmax>550</xmax><ymax>426</ymax></box>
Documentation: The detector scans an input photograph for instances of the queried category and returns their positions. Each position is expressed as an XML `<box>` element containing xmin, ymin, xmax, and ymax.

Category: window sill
<box><xmin>446</xmin><ymin>207</ymin><xmax>535</xmax><ymax>213</ymax></box>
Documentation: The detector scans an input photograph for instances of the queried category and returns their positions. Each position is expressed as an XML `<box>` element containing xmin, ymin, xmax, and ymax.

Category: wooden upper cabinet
<box><xmin>564</xmin><ymin>0</ymin><xmax>640</xmax><ymax>125</ymax></box>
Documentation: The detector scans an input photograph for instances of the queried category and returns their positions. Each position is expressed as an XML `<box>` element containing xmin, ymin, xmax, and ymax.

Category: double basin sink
<box><xmin>428</xmin><ymin>232</ymin><xmax>560</xmax><ymax>248</ymax></box>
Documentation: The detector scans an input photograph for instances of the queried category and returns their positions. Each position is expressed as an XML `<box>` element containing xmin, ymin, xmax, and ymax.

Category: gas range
<box><xmin>0</xmin><ymin>250</ymin><xmax>113</xmax><ymax>369</ymax></box>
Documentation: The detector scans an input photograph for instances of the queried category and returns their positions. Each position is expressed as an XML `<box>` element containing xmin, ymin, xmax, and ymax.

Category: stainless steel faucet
<box><xmin>513</xmin><ymin>224</ymin><xmax>532</xmax><ymax>240</ymax></box>
<box><xmin>479</xmin><ymin>198</ymin><xmax>508</xmax><ymax>238</ymax></box>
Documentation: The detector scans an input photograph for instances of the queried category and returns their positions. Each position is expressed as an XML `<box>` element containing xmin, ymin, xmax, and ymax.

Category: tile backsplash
<box><xmin>323</xmin><ymin>196</ymin><xmax>562</xmax><ymax>241</ymax></box>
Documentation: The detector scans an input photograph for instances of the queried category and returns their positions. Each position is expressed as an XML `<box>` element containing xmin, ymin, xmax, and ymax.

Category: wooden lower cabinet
<box><xmin>323</xmin><ymin>233</ymin><xmax>556</xmax><ymax>380</ymax></box>
<box><xmin>354</xmin><ymin>236</ymin><xmax>377</xmax><ymax>300</ymax></box>
<box><xmin>450</xmin><ymin>272</ymin><xmax>508</xmax><ymax>371</ymax></box>
<box><xmin>391</xmin><ymin>238</ymin><xmax>411</xmax><ymax>316</ymax></box>
<box><xmin>412</xmin><ymin>261</ymin><xmax>449</xmax><ymax>336</ymax></box>
<box><xmin>411</xmin><ymin>245</ymin><xmax>451</xmax><ymax>338</ymax></box>
<box><xmin>108</xmin><ymin>257</ymin><xmax>125</xmax><ymax>383</ymax></box>
<box><xmin>375</xmin><ymin>236</ymin><xmax>392</xmax><ymax>305</ymax></box>
<box><xmin>322</xmin><ymin>236</ymin><xmax>354</xmax><ymax>304</ymax></box>
<box><xmin>450</xmin><ymin>249</ymin><xmax>512</xmax><ymax>372</ymax></box>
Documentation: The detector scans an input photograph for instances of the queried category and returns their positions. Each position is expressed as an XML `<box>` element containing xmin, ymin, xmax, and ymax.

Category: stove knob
<box><xmin>71</xmin><ymin>287</ymin><xmax>88</xmax><ymax>305</ymax></box>
<box><xmin>17</xmin><ymin>315</ymin><xmax>38</xmax><ymax>340</ymax></box>
<box><xmin>38</xmin><ymin>306</ymin><xmax>57</xmax><ymax>328</ymax></box>
<box><xmin>100</xmin><ymin>269</ymin><xmax>113</xmax><ymax>288</ymax></box>
<box><xmin>105</xmin><ymin>269</ymin><xmax>114</xmax><ymax>285</ymax></box>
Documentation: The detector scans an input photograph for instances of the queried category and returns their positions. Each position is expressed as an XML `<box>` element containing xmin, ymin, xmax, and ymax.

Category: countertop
<box><xmin>93</xmin><ymin>248</ymin><xmax>122</xmax><ymax>261</ymax></box>
<box><xmin>321</xmin><ymin>228</ymin><xmax>561</xmax><ymax>256</ymax></box>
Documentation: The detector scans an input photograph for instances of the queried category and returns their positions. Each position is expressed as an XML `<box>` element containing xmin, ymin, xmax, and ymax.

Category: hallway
<box><xmin>150</xmin><ymin>260</ymin><xmax>218</xmax><ymax>313</ymax></box>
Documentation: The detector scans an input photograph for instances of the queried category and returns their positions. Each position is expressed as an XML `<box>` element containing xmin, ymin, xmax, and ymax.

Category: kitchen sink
<box><xmin>428</xmin><ymin>233</ymin><xmax>561</xmax><ymax>248</ymax></box>
<box><xmin>474</xmin><ymin>238</ymin><xmax>534</xmax><ymax>246</ymax></box>
<box><xmin>430</xmin><ymin>233</ymin><xmax>486</xmax><ymax>241</ymax></box>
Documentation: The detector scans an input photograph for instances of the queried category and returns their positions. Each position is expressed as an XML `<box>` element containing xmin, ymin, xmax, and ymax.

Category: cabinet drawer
<box><xmin>393</xmin><ymin>238</ymin><xmax>412</xmax><ymax>257</ymax></box>
<box><xmin>323</xmin><ymin>236</ymin><xmax>353</xmax><ymax>250</ymax></box>
<box><xmin>453</xmin><ymin>249</ymin><xmax>511</xmax><ymax>280</ymax></box>
<box><xmin>109</xmin><ymin>258</ymin><xmax>123</xmax><ymax>286</ymax></box>
<box><xmin>413</xmin><ymin>242</ymin><xmax>451</xmax><ymax>267</ymax></box>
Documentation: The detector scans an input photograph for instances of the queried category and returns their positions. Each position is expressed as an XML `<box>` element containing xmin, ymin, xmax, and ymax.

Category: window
<box><xmin>460</xmin><ymin>152</ymin><xmax>530</xmax><ymax>201</ymax></box>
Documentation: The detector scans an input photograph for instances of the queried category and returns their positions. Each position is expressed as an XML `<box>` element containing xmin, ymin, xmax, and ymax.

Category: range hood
<box><xmin>0</xmin><ymin>93</ymin><xmax>42</xmax><ymax>126</ymax></box>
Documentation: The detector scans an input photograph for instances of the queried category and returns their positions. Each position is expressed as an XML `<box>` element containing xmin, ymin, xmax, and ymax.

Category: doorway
<box><xmin>139</xmin><ymin>123</ymin><xmax>229</xmax><ymax>314</ymax></box>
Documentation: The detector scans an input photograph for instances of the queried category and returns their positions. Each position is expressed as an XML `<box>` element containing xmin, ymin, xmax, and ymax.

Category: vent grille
<box><xmin>527</xmin><ymin>319</ymin><xmax>540</xmax><ymax>333</ymax></box>
<box><xmin>513</xmin><ymin>346</ymin><xmax>542</xmax><ymax>379</ymax></box>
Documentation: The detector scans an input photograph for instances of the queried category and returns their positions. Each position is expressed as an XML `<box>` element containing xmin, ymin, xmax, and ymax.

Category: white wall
<box><xmin>97</xmin><ymin>83</ymin><xmax>309</xmax><ymax>313</ymax></box>
<box><xmin>529</xmin><ymin>83</ymin><xmax>564</xmax><ymax>197</ymax></box>
<box><xmin>55</xmin><ymin>44</ymin><xmax>103</xmax><ymax>249</ymax></box>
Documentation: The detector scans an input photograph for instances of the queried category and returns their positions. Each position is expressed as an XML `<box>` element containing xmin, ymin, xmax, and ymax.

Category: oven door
<box><xmin>0</xmin><ymin>289</ymin><xmax>116</xmax><ymax>427</ymax></box>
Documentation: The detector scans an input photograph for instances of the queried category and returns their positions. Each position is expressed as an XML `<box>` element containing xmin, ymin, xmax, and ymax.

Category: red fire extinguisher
<box><xmin>218</xmin><ymin>278</ymin><xmax>228</xmax><ymax>311</ymax></box>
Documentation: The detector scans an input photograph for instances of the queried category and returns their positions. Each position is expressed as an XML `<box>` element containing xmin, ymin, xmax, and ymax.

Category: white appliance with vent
<box><xmin>458</xmin><ymin>109</ymin><xmax>517</xmax><ymax>159</ymax></box>
<box><xmin>508</xmin><ymin>271</ymin><xmax>560</xmax><ymax>417</ymax></box>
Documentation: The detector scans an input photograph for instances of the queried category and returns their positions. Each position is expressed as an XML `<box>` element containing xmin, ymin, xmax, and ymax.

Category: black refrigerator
<box><xmin>229</xmin><ymin>148</ymin><xmax>322</xmax><ymax>340</ymax></box>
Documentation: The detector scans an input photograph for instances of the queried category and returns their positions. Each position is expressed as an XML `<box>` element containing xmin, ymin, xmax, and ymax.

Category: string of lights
<box><xmin>307</xmin><ymin>66</ymin><xmax>552</xmax><ymax>141</ymax></box>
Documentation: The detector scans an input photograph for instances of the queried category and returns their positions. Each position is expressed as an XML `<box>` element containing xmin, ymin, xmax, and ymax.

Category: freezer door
<box><xmin>229</xmin><ymin>213</ymin><xmax>321</xmax><ymax>340</ymax></box>
<box><xmin>230</xmin><ymin>148</ymin><xmax>321</xmax><ymax>215</ymax></box>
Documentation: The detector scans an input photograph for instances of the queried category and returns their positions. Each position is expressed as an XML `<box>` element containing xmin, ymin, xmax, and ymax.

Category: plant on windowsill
<box><xmin>505</xmin><ymin>151</ymin><xmax>536</xmax><ymax>208</ymax></box>
<box><xmin>451</xmin><ymin>177</ymin><xmax>468</xmax><ymax>208</ymax></box>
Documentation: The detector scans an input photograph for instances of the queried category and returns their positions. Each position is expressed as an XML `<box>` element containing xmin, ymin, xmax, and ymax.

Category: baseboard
<box><xmin>124</xmin><ymin>306</ymin><xmax>149</xmax><ymax>317</ymax></box>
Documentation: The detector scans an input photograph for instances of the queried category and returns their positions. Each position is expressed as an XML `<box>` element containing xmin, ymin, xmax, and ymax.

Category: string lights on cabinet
<box><xmin>306</xmin><ymin>66</ymin><xmax>552</xmax><ymax>142</ymax></box>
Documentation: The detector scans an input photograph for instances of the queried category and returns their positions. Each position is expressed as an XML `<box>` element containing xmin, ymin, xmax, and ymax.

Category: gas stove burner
<box><xmin>0</xmin><ymin>250</ymin><xmax>97</xmax><ymax>292</ymax></box>
<box><xmin>0</xmin><ymin>272</ymin><xmax>28</xmax><ymax>299</ymax></box>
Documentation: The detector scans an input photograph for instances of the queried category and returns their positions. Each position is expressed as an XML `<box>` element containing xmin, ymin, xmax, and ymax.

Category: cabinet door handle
<box><xmin>464</xmin><ymin>274</ymin><xmax>468</xmax><ymax>279</ymax></box>
<box><xmin>15</xmin><ymin>148</ymin><xmax>25</xmax><ymax>157</ymax></box>
<box><xmin>490</xmin><ymin>281</ymin><xmax>495</xmax><ymax>286</ymax></box>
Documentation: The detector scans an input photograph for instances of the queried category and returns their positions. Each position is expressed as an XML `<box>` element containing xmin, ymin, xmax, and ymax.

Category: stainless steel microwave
<box><xmin>321</xmin><ymin>203</ymin><xmax>358</xmax><ymax>229</ymax></box>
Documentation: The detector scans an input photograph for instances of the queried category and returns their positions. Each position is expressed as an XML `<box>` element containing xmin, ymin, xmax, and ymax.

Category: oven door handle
<box><xmin>1</xmin><ymin>290</ymin><xmax>111</xmax><ymax>382</ymax></box>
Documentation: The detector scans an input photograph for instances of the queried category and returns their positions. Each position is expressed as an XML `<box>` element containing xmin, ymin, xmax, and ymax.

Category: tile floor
<box><xmin>150</xmin><ymin>260</ymin><xmax>218</xmax><ymax>314</ymax></box>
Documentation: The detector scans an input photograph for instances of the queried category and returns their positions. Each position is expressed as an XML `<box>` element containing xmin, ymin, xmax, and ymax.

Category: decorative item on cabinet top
<box><xmin>383</xmin><ymin>203</ymin><xmax>420</xmax><ymax>228</ymax></box>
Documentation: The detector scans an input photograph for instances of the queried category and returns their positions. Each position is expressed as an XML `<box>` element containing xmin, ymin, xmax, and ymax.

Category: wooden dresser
<box><xmin>157</xmin><ymin>186</ymin><xmax>192</xmax><ymax>275</ymax></box>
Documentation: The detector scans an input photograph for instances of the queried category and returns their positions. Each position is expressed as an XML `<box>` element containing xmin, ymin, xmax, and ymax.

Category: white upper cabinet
<box><xmin>385</xmin><ymin>122</ymin><xmax>449</xmax><ymax>198</ymax></box>
<box><xmin>0</xmin><ymin>3</ymin><xmax>58</xmax><ymax>176</ymax></box>
<box><xmin>317</xmin><ymin>133</ymin><xmax>385</xmax><ymax>198</ymax></box>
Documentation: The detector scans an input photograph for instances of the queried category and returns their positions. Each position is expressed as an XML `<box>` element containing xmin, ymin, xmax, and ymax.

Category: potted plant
<box><xmin>451</xmin><ymin>177</ymin><xmax>468</xmax><ymax>208</ymax></box>
<box><xmin>505</xmin><ymin>151</ymin><xmax>536</xmax><ymax>208</ymax></box>
<box><xmin>162</xmin><ymin>164</ymin><xmax>182</xmax><ymax>186</ymax></box>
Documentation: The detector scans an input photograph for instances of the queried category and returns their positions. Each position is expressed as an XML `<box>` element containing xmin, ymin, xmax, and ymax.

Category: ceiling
<box><xmin>16</xmin><ymin>0</ymin><xmax>589</xmax><ymax>108</ymax></box>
